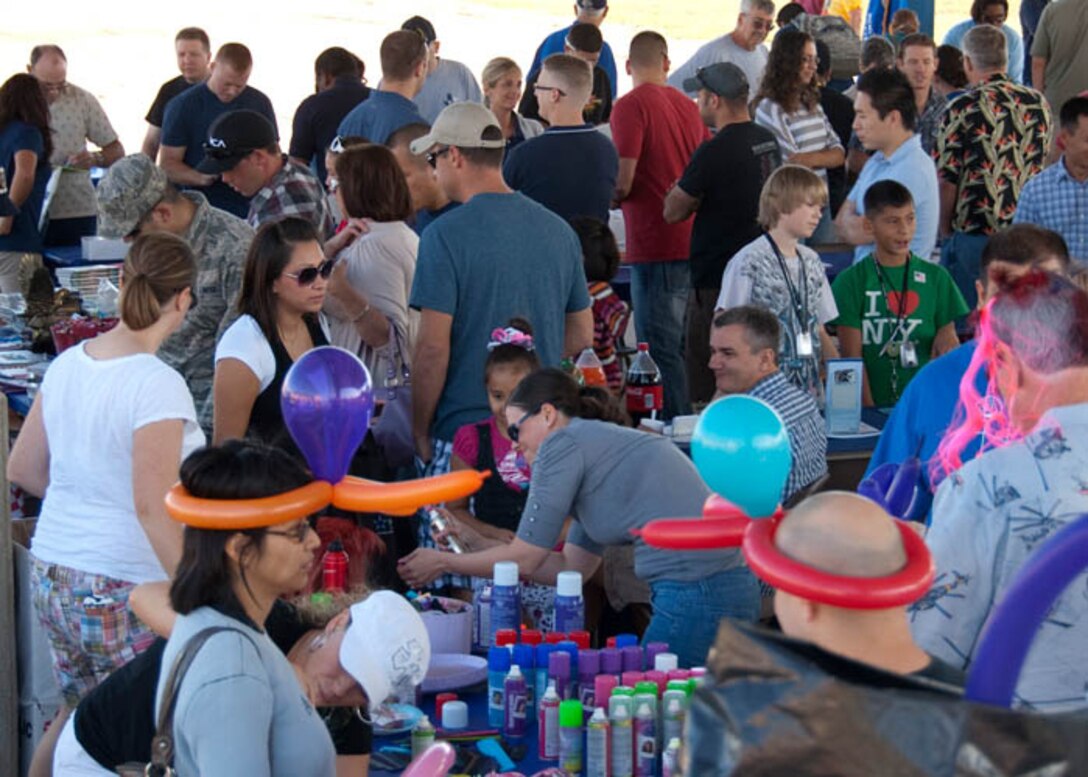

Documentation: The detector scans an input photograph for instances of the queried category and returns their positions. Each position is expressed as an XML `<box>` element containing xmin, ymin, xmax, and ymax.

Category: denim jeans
<box><xmin>643</xmin><ymin>566</ymin><xmax>761</xmax><ymax>668</ymax></box>
<box><xmin>941</xmin><ymin>231</ymin><xmax>990</xmax><ymax>312</ymax></box>
<box><xmin>630</xmin><ymin>260</ymin><xmax>692</xmax><ymax>419</ymax></box>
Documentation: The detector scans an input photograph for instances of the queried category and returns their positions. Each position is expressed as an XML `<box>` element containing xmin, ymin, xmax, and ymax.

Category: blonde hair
<box><xmin>120</xmin><ymin>233</ymin><xmax>196</xmax><ymax>330</ymax></box>
<box><xmin>481</xmin><ymin>57</ymin><xmax>521</xmax><ymax>108</ymax></box>
<box><xmin>758</xmin><ymin>164</ymin><xmax>829</xmax><ymax>230</ymax></box>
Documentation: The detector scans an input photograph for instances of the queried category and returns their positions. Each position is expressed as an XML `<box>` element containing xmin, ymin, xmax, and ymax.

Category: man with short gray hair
<box><xmin>668</xmin><ymin>0</ymin><xmax>776</xmax><ymax>99</ymax></box>
<box><xmin>934</xmin><ymin>23</ymin><xmax>1050</xmax><ymax>310</ymax></box>
<box><xmin>96</xmin><ymin>154</ymin><xmax>253</xmax><ymax>425</ymax></box>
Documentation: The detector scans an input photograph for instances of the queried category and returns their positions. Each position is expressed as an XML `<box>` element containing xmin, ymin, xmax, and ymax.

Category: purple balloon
<box><xmin>281</xmin><ymin>346</ymin><xmax>374</xmax><ymax>483</ymax></box>
<box><xmin>966</xmin><ymin>512</ymin><xmax>1088</xmax><ymax>707</ymax></box>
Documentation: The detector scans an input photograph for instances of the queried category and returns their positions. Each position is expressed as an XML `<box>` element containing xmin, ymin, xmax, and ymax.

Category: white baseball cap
<box><xmin>338</xmin><ymin>591</ymin><xmax>431</xmax><ymax>704</ymax></box>
<box><xmin>409</xmin><ymin>102</ymin><xmax>506</xmax><ymax>155</ymax></box>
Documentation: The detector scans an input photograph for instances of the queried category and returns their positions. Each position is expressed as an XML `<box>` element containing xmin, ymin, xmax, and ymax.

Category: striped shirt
<box><xmin>747</xmin><ymin>370</ymin><xmax>828</xmax><ymax>501</ymax></box>
<box><xmin>754</xmin><ymin>98</ymin><xmax>843</xmax><ymax>182</ymax></box>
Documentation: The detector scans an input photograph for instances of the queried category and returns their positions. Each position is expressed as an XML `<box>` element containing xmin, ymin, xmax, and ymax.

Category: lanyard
<box><xmin>765</xmin><ymin>233</ymin><xmax>809</xmax><ymax>331</ymax></box>
<box><xmin>872</xmin><ymin>255</ymin><xmax>912</xmax><ymax>351</ymax></box>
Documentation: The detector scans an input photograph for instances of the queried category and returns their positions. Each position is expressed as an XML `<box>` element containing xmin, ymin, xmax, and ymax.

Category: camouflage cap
<box><xmin>96</xmin><ymin>153</ymin><xmax>169</xmax><ymax>239</ymax></box>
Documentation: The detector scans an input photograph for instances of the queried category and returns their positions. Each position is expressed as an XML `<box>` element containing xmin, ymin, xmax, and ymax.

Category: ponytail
<box><xmin>119</xmin><ymin>233</ymin><xmax>196</xmax><ymax>331</ymax></box>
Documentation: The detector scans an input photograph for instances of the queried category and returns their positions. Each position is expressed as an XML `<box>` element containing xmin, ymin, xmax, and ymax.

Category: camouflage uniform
<box><xmin>160</xmin><ymin>191</ymin><xmax>252</xmax><ymax>428</ymax></box>
<box><xmin>96</xmin><ymin>154</ymin><xmax>253</xmax><ymax>432</ymax></box>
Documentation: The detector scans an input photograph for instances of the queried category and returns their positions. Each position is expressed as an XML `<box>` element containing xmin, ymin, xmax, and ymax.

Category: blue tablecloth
<box><xmin>371</xmin><ymin>685</ymin><xmax>551</xmax><ymax>776</ymax></box>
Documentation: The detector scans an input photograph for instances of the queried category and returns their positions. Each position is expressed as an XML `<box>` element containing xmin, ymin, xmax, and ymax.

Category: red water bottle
<box><xmin>625</xmin><ymin>342</ymin><xmax>663</xmax><ymax>426</ymax></box>
<box><xmin>322</xmin><ymin>539</ymin><xmax>349</xmax><ymax>592</ymax></box>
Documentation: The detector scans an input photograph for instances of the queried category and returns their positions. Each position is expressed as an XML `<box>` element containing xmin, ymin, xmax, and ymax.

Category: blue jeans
<box><xmin>941</xmin><ymin>231</ymin><xmax>990</xmax><ymax>313</ymax></box>
<box><xmin>643</xmin><ymin>566</ymin><xmax>761</xmax><ymax>668</ymax></box>
<box><xmin>629</xmin><ymin>261</ymin><xmax>692</xmax><ymax>419</ymax></box>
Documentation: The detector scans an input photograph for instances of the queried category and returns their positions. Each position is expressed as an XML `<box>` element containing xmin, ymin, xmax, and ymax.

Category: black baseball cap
<box><xmin>682</xmin><ymin>62</ymin><xmax>749</xmax><ymax>100</ymax></box>
<box><xmin>198</xmin><ymin>110</ymin><xmax>278</xmax><ymax>174</ymax></box>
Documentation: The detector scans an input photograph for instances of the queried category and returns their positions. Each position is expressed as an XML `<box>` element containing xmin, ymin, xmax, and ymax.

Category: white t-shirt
<box><xmin>215</xmin><ymin>314</ymin><xmax>333</xmax><ymax>391</ymax></box>
<box><xmin>33</xmin><ymin>344</ymin><xmax>204</xmax><ymax>583</ymax></box>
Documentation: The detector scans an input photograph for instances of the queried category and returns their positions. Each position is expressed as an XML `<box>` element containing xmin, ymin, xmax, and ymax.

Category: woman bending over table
<box><xmin>399</xmin><ymin>368</ymin><xmax>760</xmax><ymax>668</ymax></box>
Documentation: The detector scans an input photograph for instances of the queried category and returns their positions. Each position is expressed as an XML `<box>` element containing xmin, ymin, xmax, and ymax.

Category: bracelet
<box><xmin>352</xmin><ymin>302</ymin><xmax>371</xmax><ymax>322</ymax></box>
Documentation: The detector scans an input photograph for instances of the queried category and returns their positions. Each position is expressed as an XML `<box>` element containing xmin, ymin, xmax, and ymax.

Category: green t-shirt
<box><xmin>831</xmin><ymin>254</ymin><xmax>969</xmax><ymax>408</ymax></box>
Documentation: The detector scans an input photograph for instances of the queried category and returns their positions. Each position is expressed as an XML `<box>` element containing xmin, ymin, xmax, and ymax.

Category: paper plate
<box><xmin>421</xmin><ymin>654</ymin><xmax>489</xmax><ymax>693</ymax></box>
<box><xmin>372</xmin><ymin>703</ymin><xmax>423</xmax><ymax>736</ymax></box>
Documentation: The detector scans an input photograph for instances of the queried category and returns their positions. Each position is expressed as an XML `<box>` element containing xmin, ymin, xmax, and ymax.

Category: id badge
<box><xmin>795</xmin><ymin>331</ymin><xmax>814</xmax><ymax>358</ymax></box>
<box><xmin>900</xmin><ymin>340</ymin><xmax>919</xmax><ymax>368</ymax></box>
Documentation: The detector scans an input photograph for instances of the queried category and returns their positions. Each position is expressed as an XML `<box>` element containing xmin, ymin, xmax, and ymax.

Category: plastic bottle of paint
<box><xmin>570</xmin><ymin>630</ymin><xmax>592</xmax><ymax>649</ymax></box>
<box><xmin>554</xmin><ymin>570</ymin><xmax>586</xmax><ymax>634</ymax></box>
<box><xmin>548</xmin><ymin>648</ymin><xmax>572</xmax><ymax>700</ymax></box>
<box><xmin>488</xmin><ymin>646</ymin><xmax>511</xmax><ymax>727</ymax></box>
<box><xmin>559</xmin><ymin>699</ymin><xmax>585</xmax><ymax>776</ymax></box>
<box><xmin>578</xmin><ymin>649</ymin><xmax>601</xmax><ymax>709</ymax></box>
<box><xmin>614</xmin><ymin>633</ymin><xmax>639</xmax><ymax>649</ymax></box>
<box><xmin>490</xmin><ymin>561</ymin><xmax>521</xmax><ymax>644</ymax></box>
<box><xmin>621</xmin><ymin>645</ymin><xmax>644</xmax><ymax>673</ymax></box>
<box><xmin>608</xmin><ymin>698</ymin><xmax>634</xmax><ymax>777</ymax></box>
<box><xmin>555</xmin><ymin>640</ymin><xmax>580</xmax><ymax>696</ymax></box>
<box><xmin>586</xmin><ymin>707</ymin><xmax>611</xmax><ymax>777</ymax></box>
<box><xmin>633</xmin><ymin>703</ymin><xmax>657</xmax><ymax>777</ymax></box>
<box><xmin>472</xmin><ymin>582</ymin><xmax>492</xmax><ymax>653</ymax></box>
<box><xmin>539</xmin><ymin>681</ymin><xmax>561</xmax><ymax>760</ymax></box>
<box><xmin>503</xmin><ymin>664</ymin><xmax>528</xmax><ymax>740</ymax></box>
<box><xmin>662</xmin><ymin>738</ymin><xmax>681</xmax><ymax>777</ymax></box>
<box><xmin>513</xmin><ymin>644</ymin><xmax>536</xmax><ymax>721</ymax></box>
<box><xmin>595</xmin><ymin>675</ymin><xmax>618</xmax><ymax>714</ymax></box>
<box><xmin>644</xmin><ymin>643</ymin><xmax>669</xmax><ymax>672</ymax></box>
<box><xmin>654</xmin><ymin>653</ymin><xmax>679</xmax><ymax>673</ymax></box>
<box><xmin>410</xmin><ymin>714</ymin><xmax>435</xmax><ymax>758</ymax></box>
<box><xmin>662</xmin><ymin>696</ymin><xmax>684</xmax><ymax>750</ymax></box>
<box><xmin>600</xmin><ymin>647</ymin><xmax>623</xmax><ymax>681</ymax></box>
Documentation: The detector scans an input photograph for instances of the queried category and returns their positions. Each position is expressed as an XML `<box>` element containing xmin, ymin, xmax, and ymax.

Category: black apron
<box><xmin>473</xmin><ymin>421</ymin><xmax>529</xmax><ymax>533</ymax></box>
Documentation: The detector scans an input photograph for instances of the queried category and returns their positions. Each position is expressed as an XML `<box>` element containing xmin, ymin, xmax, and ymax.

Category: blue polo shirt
<box><xmin>1013</xmin><ymin>157</ymin><xmax>1088</xmax><ymax>262</ymax></box>
<box><xmin>529</xmin><ymin>25</ymin><xmax>617</xmax><ymax>98</ymax></box>
<box><xmin>849</xmin><ymin>134</ymin><xmax>940</xmax><ymax>264</ymax></box>
<box><xmin>161</xmin><ymin>83</ymin><xmax>278</xmax><ymax>218</ymax></box>
<box><xmin>0</xmin><ymin>121</ymin><xmax>51</xmax><ymax>253</ymax></box>
<box><xmin>502</xmin><ymin>124</ymin><xmax>618</xmax><ymax>223</ymax></box>
<box><xmin>337</xmin><ymin>90</ymin><xmax>424</xmax><ymax>145</ymax></box>
<box><xmin>866</xmin><ymin>340</ymin><xmax>984</xmax><ymax>522</ymax></box>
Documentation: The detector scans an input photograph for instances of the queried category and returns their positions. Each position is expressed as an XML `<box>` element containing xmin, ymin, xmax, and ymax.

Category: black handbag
<box><xmin>370</xmin><ymin>324</ymin><xmax>414</xmax><ymax>471</ymax></box>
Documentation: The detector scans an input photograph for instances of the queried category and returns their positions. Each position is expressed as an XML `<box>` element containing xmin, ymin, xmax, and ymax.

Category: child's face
<box><xmin>778</xmin><ymin>200</ymin><xmax>824</xmax><ymax>240</ymax></box>
<box><xmin>865</xmin><ymin>203</ymin><xmax>916</xmax><ymax>257</ymax></box>
<box><xmin>487</xmin><ymin>364</ymin><xmax>532</xmax><ymax>430</ymax></box>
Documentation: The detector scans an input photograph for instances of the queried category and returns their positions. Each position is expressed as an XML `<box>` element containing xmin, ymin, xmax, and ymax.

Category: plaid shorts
<box><xmin>30</xmin><ymin>557</ymin><xmax>157</xmax><ymax>706</ymax></box>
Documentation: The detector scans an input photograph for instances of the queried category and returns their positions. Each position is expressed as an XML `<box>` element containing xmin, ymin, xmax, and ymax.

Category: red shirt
<box><xmin>610</xmin><ymin>83</ymin><xmax>709</xmax><ymax>263</ymax></box>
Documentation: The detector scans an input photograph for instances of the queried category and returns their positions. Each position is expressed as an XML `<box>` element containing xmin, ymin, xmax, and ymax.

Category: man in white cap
<box><xmin>408</xmin><ymin>102</ymin><xmax>593</xmax><ymax>475</ymax></box>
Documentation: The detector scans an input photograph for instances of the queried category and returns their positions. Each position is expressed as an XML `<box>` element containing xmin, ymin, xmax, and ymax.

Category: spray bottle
<box><xmin>634</xmin><ymin>703</ymin><xmax>657</xmax><ymax>777</ymax></box>
<box><xmin>503</xmin><ymin>664</ymin><xmax>528</xmax><ymax>740</ymax></box>
<box><xmin>608</xmin><ymin>696</ymin><xmax>634</xmax><ymax>777</ymax></box>
<box><xmin>539</xmin><ymin>681</ymin><xmax>561</xmax><ymax>760</ymax></box>
<box><xmin>559</xmin><ymin>699</ymin><xmax>585</xmax><ymax>776</ymax></box>
<box><xmin>586</xmin><ymin>707</ymin><xmax>611</xmax><ymax>777</ymax></box>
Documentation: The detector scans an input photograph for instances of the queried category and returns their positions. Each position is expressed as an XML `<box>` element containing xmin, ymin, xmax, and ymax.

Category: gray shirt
<box><xmin>155</xmin><ymin>606</ymin><xmax>336</xmax><ymax>777</ymax></box>
<box><xmin>413</xmin><ymin>58</ymin><xmax>483</xmax><ymax>125</ymax></box>
<box><xmin>516</xmin><ymin>418</ymin><xmax>745</xmax><ymax>583</ymax></box>
<box><xmin>668</xmin><ymin>35</ymin><xmax>769</xmax><ymax>98</ymax></box>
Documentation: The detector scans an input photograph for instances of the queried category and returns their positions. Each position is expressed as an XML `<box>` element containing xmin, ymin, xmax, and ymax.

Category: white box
<box><xmin>80</xmin><ymin>236</ymin><xmax>127</xmax><ymax>261</ymax></box>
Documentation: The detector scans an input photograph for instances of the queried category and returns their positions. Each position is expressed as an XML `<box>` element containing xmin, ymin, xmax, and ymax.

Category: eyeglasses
<box><xmin>266</xmin><ymin>521</ymin><xmax>314</xmax><ymax>543</ymax></box>
<box><xmin>506</xmin><ymin>408</ymin><xmax>538</xmax><ymax>443</ymax></box>
<box><xmin>745</xmin><ymin>15</ymin><xmax>775</xmax><ymax>32</ymax></box>
<box><xmin>283</xmin><ymin>259</ymin><xmax>335</xmax><ymax>286</ymax></box>
<box><xmin>533</xmin><ymin>83</ymin><xmax>568</xmax><ymax>97</ymax></box>
<box><xmin>426</xmin><ymin>147</ymin><xmax>451</xmax><ymax>168</ymax></box>
<box><xmin>40</xmin><ymin>80</ymin><xmax>67</xmax><ymax>95</ymax></box>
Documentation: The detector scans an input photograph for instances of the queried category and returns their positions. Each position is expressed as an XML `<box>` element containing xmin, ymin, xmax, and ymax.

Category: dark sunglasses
<box><xmin>426</xmin><ymin>147</ymin><xmax>452</xmax><ymax>168</ymax></box>
<box><xmin>283</xmin><ymin>259</ymin><xmax>335</xmax><ymax>286</ymax></box>
<box><xmin>506</xmin><ymin>408</ymin><xmax>538</xmax><ymax>443</ymax></box>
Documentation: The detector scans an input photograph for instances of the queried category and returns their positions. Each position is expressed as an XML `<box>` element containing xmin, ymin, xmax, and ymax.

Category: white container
<box><xmin>418</xmin><ymin>597</ymin><xmax>474</xmax><ymax>655</ymax></box>
<box><xmin>81</xmin><ymin>236</ymin><xmax>127</xmax><ymax>261</ymax></box>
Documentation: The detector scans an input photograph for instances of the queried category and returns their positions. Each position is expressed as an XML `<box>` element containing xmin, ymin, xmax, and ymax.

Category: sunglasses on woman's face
<box><xmin>283</xmin><ymin>259</ymin><xmax>335</xmax><ymax>286</ymax></box>
<box><xmin>506</xmin><ymin>408</ymin><xmax>538</xmax><ymax>443</ymax></box>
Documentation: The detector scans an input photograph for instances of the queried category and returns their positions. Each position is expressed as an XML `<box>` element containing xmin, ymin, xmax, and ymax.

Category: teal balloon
<box><xmin>691</xmin><ymin>396</ymin><xmax>793</xmax><ymax>517</ymax></box>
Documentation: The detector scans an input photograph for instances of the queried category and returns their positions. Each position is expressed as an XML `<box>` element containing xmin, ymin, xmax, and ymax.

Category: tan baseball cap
<box><xmin>409</xmin><ymin>102</ymin><xmax>506</xmax><ymax>156</ymax></box>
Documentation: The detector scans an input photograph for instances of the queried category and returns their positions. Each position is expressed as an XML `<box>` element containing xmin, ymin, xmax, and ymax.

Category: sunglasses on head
<box><xmin>283</xmin><ymin>259</ymin><xmax>335</xmax><ymax>286</ymax></box>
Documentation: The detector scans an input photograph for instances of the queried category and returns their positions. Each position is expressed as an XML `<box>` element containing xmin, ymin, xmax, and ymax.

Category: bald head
<box><xmin>776</xmin><ymin>492</ymin><xmax>906</xmax><ymax>578</ymax></box>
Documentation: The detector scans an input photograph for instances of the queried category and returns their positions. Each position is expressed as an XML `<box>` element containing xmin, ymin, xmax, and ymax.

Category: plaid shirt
<box><xmin>916</xmin><ymin>86</ymin><xmax>947</xmax><ymax>156</ymax></box>
<box><xmin>748</xmin><ymin>370</ymin><xmax>828</xmax><ymax>501</ymax></box>
<box><xmin>1013</xmin><ymin>157</ymin><xmax>1088</xmax><ymax>262</ymax></box>
<box><xmin>934</xmin><ymin>74</ymin><xmax>1051</xmax><ymax>236</ymax></box>
<box><xmin>247</xmin><ymin>157</ymin><xmax>335</xmax><ymax>239</ymax></box>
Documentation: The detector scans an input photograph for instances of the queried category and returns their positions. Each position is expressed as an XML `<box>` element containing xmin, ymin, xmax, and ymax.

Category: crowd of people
<box><xmin>2</xmin><ymin>0</ymin><xmax>1088</xmax><ymax>773</ymax></box>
